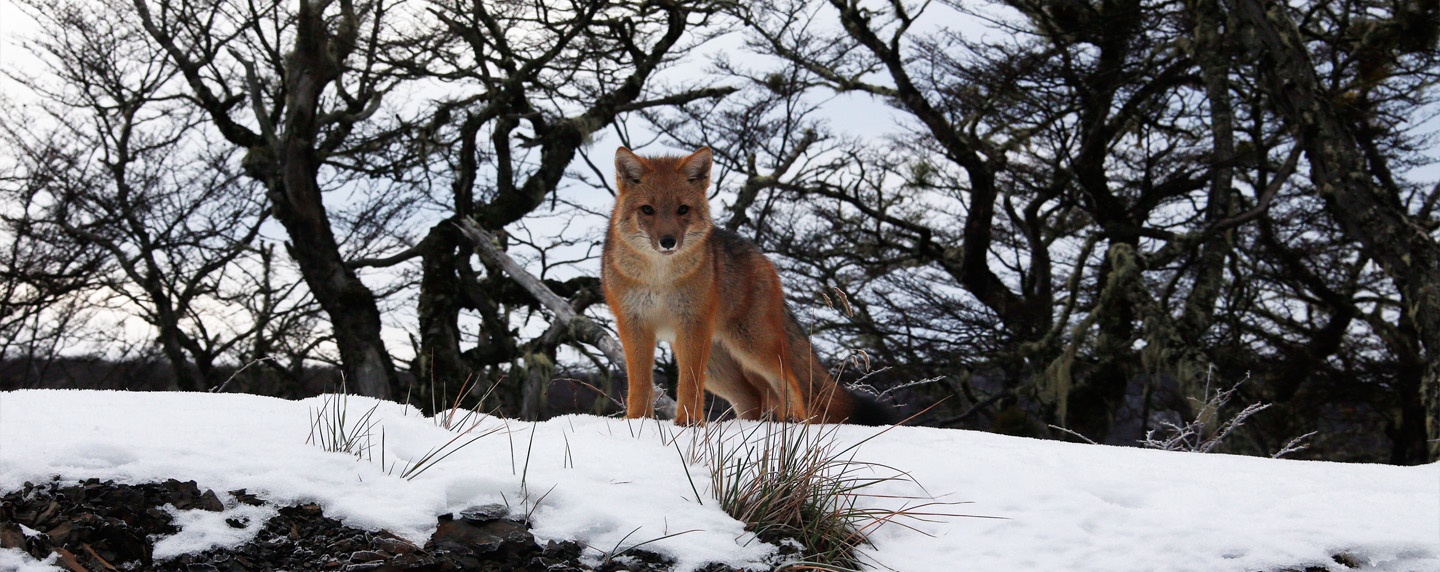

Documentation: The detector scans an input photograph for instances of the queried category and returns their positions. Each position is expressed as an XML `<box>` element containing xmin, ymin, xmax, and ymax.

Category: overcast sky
<box><xmin>1</xmin><ymin>0</ymin><xmax>39</xmax><ymax>103</ymax></box>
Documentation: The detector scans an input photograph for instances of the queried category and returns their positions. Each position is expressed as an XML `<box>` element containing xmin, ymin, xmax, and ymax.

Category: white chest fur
<box><xmin>621</xmin><ymin>286</ymin><xmax>682</xmax><ymax>342</ymax></box>
<box><xmin>609</xmin><ymin>246</ymin><xmax>708</xmax><ymax>344</ymax></box>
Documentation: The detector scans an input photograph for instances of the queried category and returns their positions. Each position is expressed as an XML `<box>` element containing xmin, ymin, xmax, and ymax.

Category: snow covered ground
<box><xmin>0</xmin><ymin>389</ymin><xmax>1436</xmax><ymax>571</ymax></box>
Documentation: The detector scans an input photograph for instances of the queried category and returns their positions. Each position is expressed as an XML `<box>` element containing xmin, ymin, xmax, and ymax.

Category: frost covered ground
<box><xmin>0</xmin><ymin>389</ymin><xmax>1436</xmax><ymax>571</ymax></box>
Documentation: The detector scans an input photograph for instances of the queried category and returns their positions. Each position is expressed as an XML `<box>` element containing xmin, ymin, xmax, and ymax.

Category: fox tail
<box><xmin>784</xmin><ymin>307</ymin><xmax>898</xmax><ymax>425</ymax></box>
<box><xmin>837</xmin><ymin>388</ymin><xmax>897</xmax><ymax>426</ymax></box>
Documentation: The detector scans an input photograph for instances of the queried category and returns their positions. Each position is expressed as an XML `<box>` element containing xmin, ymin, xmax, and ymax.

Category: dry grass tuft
<box><xmin>696</xmin><ymin>419</ymin><xmax>963</xmax><ymax>571</ymax></box>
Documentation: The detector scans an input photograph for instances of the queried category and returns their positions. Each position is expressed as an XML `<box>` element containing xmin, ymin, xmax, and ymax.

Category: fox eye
<box><xmin>677</xmin><ymin>205</ymin><xmax>690</xmax><ymax>215</ymax></box>
<box><xmin>640</xmin><ymin>205</ymin><xmax>655</xmax><ymax>215</ymax></box>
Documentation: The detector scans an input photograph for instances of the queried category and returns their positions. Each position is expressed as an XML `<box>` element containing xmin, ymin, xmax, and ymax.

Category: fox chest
<box><xmin>619</xmin><ymin>286</ymin><xmax>709</xmax><ymax>343</ymax></box>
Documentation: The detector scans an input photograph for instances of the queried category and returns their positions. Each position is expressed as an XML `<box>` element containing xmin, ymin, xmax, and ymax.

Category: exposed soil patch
<box><xmin>1</xmin><ymin>479</ymin><xmax>737</xmax><ymax>571</ymax></box>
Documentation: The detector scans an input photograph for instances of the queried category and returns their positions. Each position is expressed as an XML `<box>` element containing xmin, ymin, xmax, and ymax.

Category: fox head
<box><xmin>612</xmin><ymin>146</ymin><xmax>714</xmax><ymax>256</ymax></box>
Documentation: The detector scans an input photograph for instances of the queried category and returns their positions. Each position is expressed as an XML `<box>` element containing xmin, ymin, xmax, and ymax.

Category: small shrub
<box><xmin>1140</xmin><ymin>375</ymin><xmax>1315</xmax><ymax>458</ymax></box>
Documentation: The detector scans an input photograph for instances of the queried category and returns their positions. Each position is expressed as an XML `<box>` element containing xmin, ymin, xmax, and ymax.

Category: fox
<box><xmin>602</xmin><ymin>145</ymin><xmax>893</xmax><ymax>426</ymax></box>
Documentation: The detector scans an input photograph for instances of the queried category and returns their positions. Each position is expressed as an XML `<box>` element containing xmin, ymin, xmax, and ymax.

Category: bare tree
<box><xmin>726</xmin><ymin>0</ymin><xmax>1225</xmax><ymax>434</ymax></box>
<box><xmin>129</xmin><ymin>0</ymin><xmax>410</xmax><ymax>398</ymax></box>
<box><xmin>1227</xmin><ymin>0</ymin><xmax>1440</xmax><ymax>461</ymax></box>
<box><xmin>3</xmin><ymin>0</ymin><xmax>275</xmax><ymax>391</ymax></box>
<box><xmin>0</xmin><ymin>138</ymin><xmax>104</xmax><ymax>385</ymax></box>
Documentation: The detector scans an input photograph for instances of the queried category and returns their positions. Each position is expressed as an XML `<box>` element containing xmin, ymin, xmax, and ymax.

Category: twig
<box><xmin>211</xmin><ymin>356</ymin><xmax>277</xmax><ymax>393</ymax></box>
<box><xmin>1048</xmin><ymin>424</ymin><xmax>1099</xmax><ymax>445</ymax></box>
<box><xmin>875</xmin><ymin>375</ymin><xmax>944</xmax><ymax>399</ymax></box>
<box><xmin>1272</xmin><ymin>431</ymin><xmax>1317</xmax><ymax>458</ymax></box>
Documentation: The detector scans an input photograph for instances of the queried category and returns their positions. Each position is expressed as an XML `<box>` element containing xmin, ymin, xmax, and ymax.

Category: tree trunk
<box><xmin>413</xmin><ymin>222</ymin><xmax>474</xmax><ymax>406</ymax></box>
<box><xmin>1231</xmin><ymin>0</ymin><xmax>1440</xmax><ymax>461</ymax></box>
<box><xmin>1388</xmin><ymin>324</ymin><xmax>1430</xmax><ymax>465</ymax></box>
<box><xmin>131</xmin><ymin>0</ymin><xmax>396</xmax><ymax>399</ymax></box>
<box><xmin>267</xmin><ymin>0</ymin><xmax>396</xmax><ymax>399</ymax></box>
<box><xmin>519</xmin><ymin>351</ymin><xmax>555</xmax><ymax>421</ymax></box>
<box><xmin>1180</xmin><ymin>0</ymin><xmax>1236</xmax><ymax>342</ymax></box>
<box><xmin>156</xmin><ymin>320</ymin><xmax>200</xmax><ymax>392</ymax></box>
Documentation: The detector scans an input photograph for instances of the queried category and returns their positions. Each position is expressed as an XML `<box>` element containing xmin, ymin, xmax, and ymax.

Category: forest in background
<box><xmin>2</xmin><ymin>0</ymin><xmax>1437</xmax><ymax>465</ymax></box>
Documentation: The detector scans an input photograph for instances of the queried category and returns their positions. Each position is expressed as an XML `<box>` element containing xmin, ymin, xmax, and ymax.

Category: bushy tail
<box><xmin>784</xmin><ymin>307</ymin><xmax>897</xmax><ymax>425</ymax></box>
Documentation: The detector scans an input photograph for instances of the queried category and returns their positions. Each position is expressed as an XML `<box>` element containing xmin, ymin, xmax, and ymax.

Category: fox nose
<box><xmin>659</xmin><ymin>236</ymin><xmax>677</xmax><ymax>250</ymax></box>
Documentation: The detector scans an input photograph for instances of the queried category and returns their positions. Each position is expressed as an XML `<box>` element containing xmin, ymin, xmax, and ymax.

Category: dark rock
<box><xmin>427</xmin><ymin>517</ymin><xmax>527</xmax><ymax>554</ymax></box>
<box><xmin>160</xmin><ymin>479</ymin><xmax>225</xmax><ymax>511</ymax></box>
<box><xmin>349</xmin><ymin>549</ymin><xmax>389</xmax><ymax>562</ymax></box>
<box><xmin>456</xmin><ymin>503</ymin><xmax>509</xmax><ymax>522</ymax></box>
<box><xmin>596</xmin><ymin>546</ymin><xmax>674</xmax><ymax>572</ymax></box>
<box><xmin>373</xmin><ymin>534</ymin><xmax>418</xmax><ymax>555</ymax></box>
<box><xmin>534</xmin><ymin>540</ymin><xmax>588</xmax><ymax>571</ymax></box>
<box><xmin>198</xmin><ymin>489</ymin><xmax>225</xmax><ymax>511</ymax></box>
<box><xmin>228</xmin><ymin>489</ymin><xmax>265</xmax><ymax>506</ymax></box>
<box><xmin>45</xmin><ymin>521</ymin><xmax>74</xmax><ymax>545</ymax></box>
<box><xmin>0</xmin><ymin>522</ymin><xmax>26</xmax><ymax>550</ymax></box>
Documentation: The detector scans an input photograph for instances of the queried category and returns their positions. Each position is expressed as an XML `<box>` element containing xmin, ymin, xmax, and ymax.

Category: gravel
<box><xmin>1</xmin><ymin>478</ymin><xmax>737</xmax><ymax>572</ymax></box>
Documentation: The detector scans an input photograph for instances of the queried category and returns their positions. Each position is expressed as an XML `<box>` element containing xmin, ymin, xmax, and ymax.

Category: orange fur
<box><xmin>601</xmin><ymin>146</ymin><xmax>864</xmax><ymax>425</ymax></box>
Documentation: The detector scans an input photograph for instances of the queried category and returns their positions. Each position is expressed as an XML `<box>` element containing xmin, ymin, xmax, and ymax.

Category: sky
<box><xmin>0</xmin><ymin>0</ymin><xmax>39</xmax><ymax>102</ymax></box>
<box><xmin>1</xmin><ymin>389</ymin><xmax>1437</xmax><ymax>571</ymax></box>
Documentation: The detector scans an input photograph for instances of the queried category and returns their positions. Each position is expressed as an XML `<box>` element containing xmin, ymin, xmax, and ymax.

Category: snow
<box><xmin>0</xmin><ymin>549</ymin><xmax>58</xmax><ymax>572</ymax></box>
<box><xmin>1</xmin><ymin>389</ymin><xmax>1436</xmax><ymax>572</ymax></box>
<box><xmin>150</xmin><ymin>503</ymin><xmax>277</xmax><ymax>560</ymax></box>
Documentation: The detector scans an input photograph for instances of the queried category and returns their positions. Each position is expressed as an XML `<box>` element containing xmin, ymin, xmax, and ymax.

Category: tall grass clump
<box><xmin>700</xmin><ymin>419</ymin><xmax>953</xmax><ymax>571</ymax></box>
<box><xmin>307</xmin><ymin>387</ymin><xmax>383</xmax><ymax>459</ymax></box>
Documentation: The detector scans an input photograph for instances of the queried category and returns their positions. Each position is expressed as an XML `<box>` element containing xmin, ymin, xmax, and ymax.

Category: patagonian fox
<box><xmin>602</xmin><ymin>146</ymin><xmax>892</xmax><ymax>426</ymax></box>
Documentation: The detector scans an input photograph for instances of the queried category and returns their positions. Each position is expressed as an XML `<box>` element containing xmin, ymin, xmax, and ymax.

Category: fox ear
<box><xmin>678</xmin><ymin>147</ymin><xmax>712</xmax><ymax>183</ymax></box>
<box><xmin>615</xmin><ymin>147</ymin><xmax>647</xmax><ymax>189</ymax></box>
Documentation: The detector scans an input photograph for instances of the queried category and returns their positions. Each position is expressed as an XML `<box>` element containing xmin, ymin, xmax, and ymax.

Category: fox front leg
<box><xmin>617</xmin><ymin>319</ymin><xmax>657</xmax><ymax>419</ymax></box>
<box><xmin>672</xmin><ymin>323</ymin><xmax>715</xmax><ymax>426</ymax></box>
